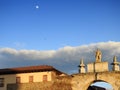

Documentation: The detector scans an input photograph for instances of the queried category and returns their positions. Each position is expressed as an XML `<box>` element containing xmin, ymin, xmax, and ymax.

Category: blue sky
<box><xmin>0</xmin><ymin>0</ymin><xmax>120</xmax><ymax>50</ymax></box>
<box><xmin>0</xmin><ymin>0</ymin><xmax>120</xmax><ymax>89</ymax></box>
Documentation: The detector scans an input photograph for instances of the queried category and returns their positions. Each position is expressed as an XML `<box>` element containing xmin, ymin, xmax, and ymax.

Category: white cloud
<box><xmin>0</xmin><ymin>41</ymin><xmax>120</xmax><ymax>74</ymax></box>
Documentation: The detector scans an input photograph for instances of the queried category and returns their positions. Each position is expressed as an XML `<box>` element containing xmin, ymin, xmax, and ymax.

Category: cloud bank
<box><xmin>0</xmin><ymin>41</ymin><xmax>120</xmax><ymax>74</ymax></box>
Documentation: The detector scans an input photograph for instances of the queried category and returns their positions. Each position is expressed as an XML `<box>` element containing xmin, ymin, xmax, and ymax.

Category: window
<box><xmin>16</xmin><ymin>77</ymin><xmax>21</xmax><ymax>83</ymax></box>
<box><xmin>29</xmin><ymin>76</ymin><xmax>33</xmax><ymax>83</ymax></box>
<box><xmin>43</xmin><ymin>75</ymin><xmax>47</xmax><ymax>81</ymax></box>
<box><xmin>0</xmin><ymin>78</ymin><xmax>4</xmax><ymax>87</ymax></box>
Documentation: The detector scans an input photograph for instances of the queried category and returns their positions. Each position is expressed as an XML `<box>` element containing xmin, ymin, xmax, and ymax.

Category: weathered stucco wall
<box><xmin>0</xmin><ymin>71</ymin><xmax>56</xmax><ymax>90</ymax></box>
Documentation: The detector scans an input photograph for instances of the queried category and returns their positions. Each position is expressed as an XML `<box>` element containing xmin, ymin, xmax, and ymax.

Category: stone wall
<box><xmin>53</xmin><ymin>76</ymin><xmax>72</xmax><ymax>90</ymax></box>
<box><xmin>7</xmin><ymin>76</ymin><xmax>72</xmax><ymax>90</ymax></box>
<box><xmin>7</xmin><ymin>82</ymin><xmax>53</xmax><ymax>90</ymax></box>
<box><xmin>87</xmin><ymin>62</ymin><xmax>109</xmax><ymax>72</ymax></box>
<box><xmin>7</xmin><ymin>72</ymin><xmax>120</xmax><ymax>90</ymax></box>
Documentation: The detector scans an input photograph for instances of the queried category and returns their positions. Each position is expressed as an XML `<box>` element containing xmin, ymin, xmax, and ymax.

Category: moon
<box><xmin>35</xmin><ymin>5</ymin><xmax>39</xmax><ymax>9</ymax></box>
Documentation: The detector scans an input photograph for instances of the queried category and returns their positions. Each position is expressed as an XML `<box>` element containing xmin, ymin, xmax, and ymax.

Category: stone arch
<box><xmin>86</xmin><ymin>80</ymin><xmax>114</xmax><ymax>90</ymax></box>
<box><xmin>72</xmin><ymin>72</ymin><xmax>120</xmax><ymax>90</ymax></box>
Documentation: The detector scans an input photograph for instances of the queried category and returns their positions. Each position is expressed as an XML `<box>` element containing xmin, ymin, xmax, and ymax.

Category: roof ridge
<box><xmin>0</xmin><ymin>65</ymin><xmax>63</xmax><ymax>75</ymax></box>
<box><xmin>8</xmin><ymin>65</ymin><xmax>53</xmax><ymax>69</ymax></box>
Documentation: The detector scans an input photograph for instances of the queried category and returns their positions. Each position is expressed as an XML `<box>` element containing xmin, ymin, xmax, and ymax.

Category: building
<box><xmin>0</xmin><ymin>65</ymin><xmax>66</xmax><ymax>90</ymax></box>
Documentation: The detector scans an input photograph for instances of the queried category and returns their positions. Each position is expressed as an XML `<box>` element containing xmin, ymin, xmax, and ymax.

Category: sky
<box><xmin>0</xmin><ymin>0</ymin><xmax>120</xmax><ymax>89</ymax></box>
<box><xmin>0</xmin><ymin>0</ymin><xmax>120</xmax><ymax>50</ymax></box>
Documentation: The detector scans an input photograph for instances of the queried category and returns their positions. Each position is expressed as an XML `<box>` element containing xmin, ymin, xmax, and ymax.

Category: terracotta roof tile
<box><xmin>0</xmin><ymin>65</ymin><xmax>63</xmax><ymax>75</ymax></box>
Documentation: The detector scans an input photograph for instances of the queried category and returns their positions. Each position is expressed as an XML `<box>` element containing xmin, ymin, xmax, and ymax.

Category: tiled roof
<box><xmin>0</xmin><ymin>65</ymin><xmax>63</xmax><ymax>75</ymax></box>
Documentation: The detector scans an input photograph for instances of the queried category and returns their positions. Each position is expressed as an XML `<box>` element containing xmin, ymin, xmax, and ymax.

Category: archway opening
<box><xmin>87</xmin><ymin>80</ymin><xmax>113</xmax><ymax>90</ymax></box>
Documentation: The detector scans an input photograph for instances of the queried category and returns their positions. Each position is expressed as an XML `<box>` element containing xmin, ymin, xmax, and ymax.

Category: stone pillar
<box><xmin>111</xmin><ymin>56</ymin><xmax>119</xmax><ymax>71</ymax></box>
<box><xmin>78</xmin><ymin>59</ymin><xmax>85</xmax><ymax>73</ymax></box>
